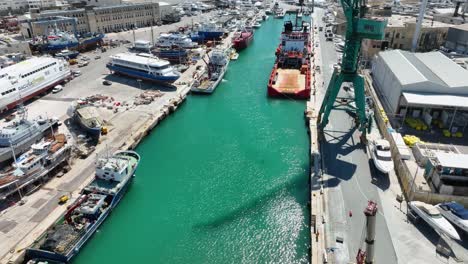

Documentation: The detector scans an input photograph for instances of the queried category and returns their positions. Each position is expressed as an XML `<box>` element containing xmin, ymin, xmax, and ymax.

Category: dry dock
<box><xmin>0</xmin><ymin>13</ymin><xmax>233</xmax><ymax>263</ymax></box>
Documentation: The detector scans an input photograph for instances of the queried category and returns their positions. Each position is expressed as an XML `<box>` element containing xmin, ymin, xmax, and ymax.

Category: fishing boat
<box><xmin>191</xmin><ymin>21</ymin><xmax>225</xmax><ymax>42</ymax></box>
<box><xmin>409</xmin><ymin>201</ymin><xmax>461</xmax><ymax>240</ymax></box>
<box><xmin>107</xmin><ymin>53</ymin><xmax>180</xmax><ymax>83</ymax></box>
<box><xmin>42</xmin><ymin>31</ymin><xmax>78</xmax><ymax>51</ymax></box>
<box><xmin>0</xmin><ymin>107</ymin><xmax>58</xmax><ymax>163</ymax></box>
<box><xmin>26</xmin><ymin>150</ymin><xmax>141</xmax><ymax>263</ymax></box>
<box><xmin>0</xmin><ymin>56</ymin><xmax>71</xmax><ymax>112</ymax></box>
<box><xmin>55</xmin><ymin>49</ymin><xmax>79</xmax><ymax>59</ymax></box>
<box><xmin>191</xmin><ymin>49</ymin><xmax>229</xmax><ymax>94</ymax></box>
<box><xmin>73</xmin><ymin>104</ymin><xmax>103</xmax><ymax>140</ymax></box>
<box><xmin>232</xmin><ymin>28</ymin><xmax>254</xmax><ymax>51</ymax></box>
<box><xmin>437</xmin><ymin>202</ymin><xmax>468</xmax><ymax>234</ymax></box>
<box><xmin>31</xmin><ymin>30</ymin><xmax>104</xmax><ymax>53</ymax></box>
<box><xmin>370</xmin><ymin>139</ymin><xmax>393</xmax><ymax>174</ymax></box>
<box><xmin>267</xmin><ymin>20</ymin><xmax>311</xmax><ymax>99</ymax></box>
<box><xmin>0</xmin><ymin>134</ymin><xmax>71</xmax><ymax>202</ymax></box>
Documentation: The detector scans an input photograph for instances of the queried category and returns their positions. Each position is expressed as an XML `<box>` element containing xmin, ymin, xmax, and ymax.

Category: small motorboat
<box><xmin>437</xmin><ymin>202</ymin><xmax>468</xmax><ymax>234</ymax></box>
<box><xmin>409</xmin><ymin>201</ymin><xmax>461</xmax><ymax>240</ymax></box>
<box><xmin>252</xmin><ymin>22</ymin><xmax>261</xmax><ymax>28</ymax></box>
<box><xmin>370</xmin><ymin>139</ymin><xmax>393</xmax><ymax>174</ymax></box>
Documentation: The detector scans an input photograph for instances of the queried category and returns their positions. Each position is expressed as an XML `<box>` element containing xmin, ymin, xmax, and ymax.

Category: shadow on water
<box><xmin>193</xmin><ymin>163</ymin><xmax>310</xmax><ymax>231</ymax></box>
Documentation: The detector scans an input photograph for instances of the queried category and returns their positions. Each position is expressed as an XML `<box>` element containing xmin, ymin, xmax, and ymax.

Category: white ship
<box><xmin>155</xmin><ymin>33</ymin><xmax>197</xmax><ymax>48</ymax></box>
<box><xmin>0</xmin><ymin>57</ymin><xmax>71</xmax><ymax>112</ymax></box>
<box><xmin>107</xmin><ymin>53</ymin><xmax>180</xmax><ymax>83</ymax></box>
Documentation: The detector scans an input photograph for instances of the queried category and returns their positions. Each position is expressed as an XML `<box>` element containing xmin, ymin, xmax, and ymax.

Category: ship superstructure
<box><xmin>107</xmin><ymin>53</ymin><xmax>180</xmax><ymax>83</ymax></box>
<box><xmin>0</xmin><ymin>57</ymin><xmax>71</xmax><ymax>112</ymax></box>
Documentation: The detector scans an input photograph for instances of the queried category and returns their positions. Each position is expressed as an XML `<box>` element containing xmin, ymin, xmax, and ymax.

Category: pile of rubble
<box><xmin>134</xmin><ymin>90</ymin><xmax>164</xmax><ymax>105</ymax></box>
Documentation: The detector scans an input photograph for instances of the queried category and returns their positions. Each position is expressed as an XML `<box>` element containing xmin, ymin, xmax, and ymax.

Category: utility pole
<box><xmin>411</xmin><ymin>0</ymin><xmax>428</xmax><ymax>52</ymax></box>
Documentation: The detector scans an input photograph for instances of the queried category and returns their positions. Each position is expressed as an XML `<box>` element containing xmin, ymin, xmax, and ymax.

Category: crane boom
<box><xmin>318</xmin><ymin>0</ymin><xmax>387</xmax><ymax>133</ymax></box>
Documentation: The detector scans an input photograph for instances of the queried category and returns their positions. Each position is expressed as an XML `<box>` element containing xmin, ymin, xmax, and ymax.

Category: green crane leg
<box><xmin>318</xmin><ymin>69</ymin><xmax>344</xmax><ymax>129</ymax></box>
<box><xmin>352</xmin><ymin>74</ymin><xmax>367</xmax><ymax>132</ymax></box>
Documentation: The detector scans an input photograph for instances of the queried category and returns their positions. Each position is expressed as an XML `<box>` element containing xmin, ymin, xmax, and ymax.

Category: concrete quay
<box><xmin>0</xmin><ymin>13</ymin><xmax>232</xmax><ymax>264</ymax></box>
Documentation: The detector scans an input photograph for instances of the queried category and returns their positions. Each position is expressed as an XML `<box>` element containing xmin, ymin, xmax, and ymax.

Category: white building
<box><xmin>0</xmin><ymin>0</ymin><xmax>29</xmax><ymax>13</ymax></box>
<box><xmin>28</xmin><ymin>0</ymin><xmax>57</xmax><ymax>9</ymax></box>
<box><xmin>372</xmin><ymin>50</ymin><xmax>468</xmax><ymax>131</ymax></box>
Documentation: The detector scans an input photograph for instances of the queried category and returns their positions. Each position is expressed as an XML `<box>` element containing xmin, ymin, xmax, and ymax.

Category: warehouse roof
<box><xmin>378</xmin><ymin>50</ymin><xmax>468</xmax><ymax>88</ymax></box>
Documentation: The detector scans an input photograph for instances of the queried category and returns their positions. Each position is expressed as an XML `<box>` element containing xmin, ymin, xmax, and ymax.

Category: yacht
<box><xmin>370</xmin><ymin>139</ymin><xmax>393</xmax><ymax>174</ymax></box>
<box><xmin>409</xmin><ymin>201</ymin><xmax>461</xmax><ymax>240</ymax></box>
<box><xmin>107</xmin><ymin>53</ymin><xmax>180</xmax><ymax>83</ymax></box>
<box><xmin>155</xmin><ymin>33</ymin><xmax>197</xmax><ymax>48</ymax></box>
<box><xmin>437</xmin><ymin>202</ymin><xmax>468</xmax><ymax>234</ymax></box>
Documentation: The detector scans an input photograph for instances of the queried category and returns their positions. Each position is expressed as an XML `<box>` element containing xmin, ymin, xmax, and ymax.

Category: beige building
<box><xmin>361</xmin><ymin>15</ymin><xmax>450</xmax><ymax>61</ymax></box>
<box><xmin>21</xmin><ymin>2</ymin><xmax>165</xmax><ymax>37</ymax></box>
<box><xmin>90</xmin><ymin>3</ymin><xmax>160</xmax><ymax>33</ymax></box>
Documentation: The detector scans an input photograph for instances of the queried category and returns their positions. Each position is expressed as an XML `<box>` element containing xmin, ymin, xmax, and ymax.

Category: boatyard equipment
<box><xmin>318</xmin><ymin>0</ymin><xmax>387</xmax><ymax>134</ymax></box>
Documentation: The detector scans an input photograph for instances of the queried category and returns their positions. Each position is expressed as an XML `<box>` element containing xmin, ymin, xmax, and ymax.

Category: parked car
<box><xmin>73</xmin><ymin>70</ymin><xmax>81</xmax><ymax>77</ymax></box>
<box><xmin>95</xmin><ymin>55</ymin><xmax>101</xmax><ymax>60</ymax></box>
<box><xmin>103</xmin><ymin>80</ymin><xmax>112</xmax><ymax>86</ymax></box>
<box><xmin>52</xmin><ymin>85</ymin><xmax>63</xmax><ymax>93</ymax></box>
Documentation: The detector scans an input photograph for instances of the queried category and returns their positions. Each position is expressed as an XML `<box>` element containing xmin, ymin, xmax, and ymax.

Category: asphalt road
<box><xmin>313</xmin><ymin>8</ymin><xmax>398</xmax><ymax>264</ymax></box>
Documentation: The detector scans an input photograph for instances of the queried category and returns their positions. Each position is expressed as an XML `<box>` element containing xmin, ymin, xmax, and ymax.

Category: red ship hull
<box><xmin>232</xmin><ymin>32</ymin><xmax>254</xmax><ymax>51</ymax></box>
<box><xmin>267</xmin><ymin>21</ymin><xmax>312</xmax><ymax>100</ymax></box>
<box><xmin>2</xmin><ymin>74</ymin><xmax>71</xmax><ymax>113</ymax></box>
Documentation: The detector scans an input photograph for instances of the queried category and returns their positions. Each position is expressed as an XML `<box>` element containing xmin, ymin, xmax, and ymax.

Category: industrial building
<box><xmin>372</xmin><ymin>50</ymin><xmax>468</xmax><ymax>134</ymax></box>
<box><xmin>445</xmin><ymin>23</ymin><xmax>468</xmax><ymax>55</ymax></box>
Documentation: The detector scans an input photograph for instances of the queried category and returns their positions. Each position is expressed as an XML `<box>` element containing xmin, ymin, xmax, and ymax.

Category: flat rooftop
<box><xmin>387</xmin><ymin>14</ymin><xmax>451</xmax><ymax>28</ymax></box>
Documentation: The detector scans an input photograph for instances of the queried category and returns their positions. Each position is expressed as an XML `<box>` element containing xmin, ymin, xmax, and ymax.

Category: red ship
<box><xmin>267</xmin><ymin>20</ymin><xmax>312</xmax><ymax>99</ymax></box>
<box><xmin>232</xmin><ymin>28</ymin><xmax>254</xmax><ymax>51</ymax></box>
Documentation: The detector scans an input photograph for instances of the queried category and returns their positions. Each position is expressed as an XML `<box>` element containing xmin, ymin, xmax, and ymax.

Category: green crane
<box><xmin>318</xmin><ymin>0</ymin><xmax>387</xmax><ymax>135</ymax></box>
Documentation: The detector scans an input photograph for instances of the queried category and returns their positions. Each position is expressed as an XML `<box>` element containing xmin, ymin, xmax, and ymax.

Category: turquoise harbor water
<box><xmin>75</xmin><ymin>16</ymin><xmax>310</xmax><ymax>264</ymax></box>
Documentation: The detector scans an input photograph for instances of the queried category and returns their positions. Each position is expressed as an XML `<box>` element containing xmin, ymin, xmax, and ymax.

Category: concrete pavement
<box><xmin>313</xmin><ymin>7</ymin><xmax>398</xmax><ymax>264</ymax></box>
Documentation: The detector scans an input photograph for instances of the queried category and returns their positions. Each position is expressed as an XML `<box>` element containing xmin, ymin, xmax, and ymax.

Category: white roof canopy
<box><xmin>402</xmin><ymin>92</ymin><xmax>468</xmax><ymax>109</ymax></box>
<box><xmin>436</xmin><ymin>152</ymin><xmax>468</xmax><ymax>170</ymax></box>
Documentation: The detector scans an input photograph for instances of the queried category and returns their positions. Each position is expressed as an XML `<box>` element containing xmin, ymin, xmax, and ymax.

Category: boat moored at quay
<box><xmin>106</xmin><ymin>53</ymin><xmax>180</xmax><ymax>83</ymax></box>
<box><xmin>25</xmin><ymin>151</ymin><xmax>141</xmax><ymax>263</ymax></box>
<box><xmin>232</xmin><ymin>28</ymin><xmax>254</xmax><ymax>51</ymax></box>
<box><xmin>267</xmin><ymin>19</ymin><xmax>312</xmax><ymax>99</ymax></box>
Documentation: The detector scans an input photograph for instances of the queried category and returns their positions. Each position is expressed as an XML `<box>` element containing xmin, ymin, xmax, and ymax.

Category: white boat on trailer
<box><xmin>409</xmin><ymin>201</ymin><xmax>461</xmax><ymax>240</ymax></box>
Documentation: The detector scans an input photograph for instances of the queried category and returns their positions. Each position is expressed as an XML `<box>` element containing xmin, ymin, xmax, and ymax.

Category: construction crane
<box><xmin>356</xmin><ymin>201</ymin><xmax>378</xmax><ymax>264</ymax></box>
<box><xmin>318</xmin><ymin>0</ymin><xmax>387</xmax><ymax>136</ymax></box>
